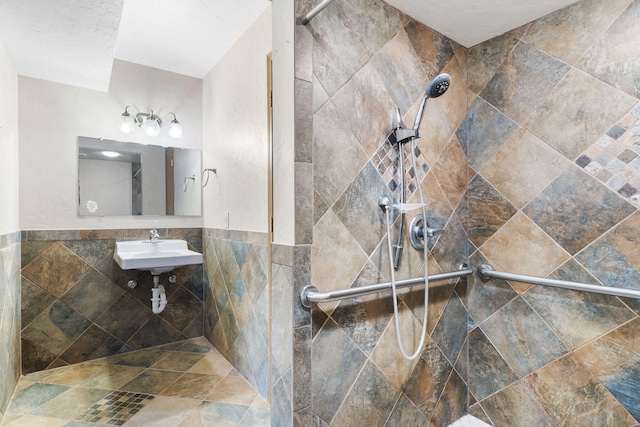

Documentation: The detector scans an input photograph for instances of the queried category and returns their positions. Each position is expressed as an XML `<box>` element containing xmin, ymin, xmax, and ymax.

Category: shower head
<box><xmin>412</xmin><ymin>73</ymin><xmax>452</xmax><ymax>133</ymax></box>
<box><xmin>427</xmin><ymin>73</ymin><xmax>451</xmax><ymax>98</ymax></box>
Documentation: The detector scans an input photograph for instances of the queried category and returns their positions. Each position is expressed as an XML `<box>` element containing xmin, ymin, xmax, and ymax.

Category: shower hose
<box><xmin>384</xmin><ymin>138</ymin><xmax>429</xmax><ymax>361</ymax></box>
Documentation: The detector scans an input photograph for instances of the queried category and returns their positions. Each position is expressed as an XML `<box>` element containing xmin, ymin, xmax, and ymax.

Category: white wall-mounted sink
<box><xmin>114</xmin><ymin>239</ymin><xmax>203</xmax><ymax>274</ymax></box>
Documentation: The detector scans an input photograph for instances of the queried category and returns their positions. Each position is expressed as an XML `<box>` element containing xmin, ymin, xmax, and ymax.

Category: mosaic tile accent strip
<box><xmin>374</xmin><ymin>138</ymin><xmax>429</xmax><ymax>196</ymax></box>
<box><xmin>75</xmin><ymin>390</ymin><xmax>155</xmax><ymax>425</ymax></box>
<box><xmin>575</xmin><ymin>101</ymin><xmax>640</xmax><ymax>206</ymax></box>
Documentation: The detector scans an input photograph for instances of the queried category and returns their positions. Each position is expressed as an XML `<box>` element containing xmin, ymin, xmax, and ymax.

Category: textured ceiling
<box><xmin>0</xmin><ymin>0</ymin><xmax>577</xmax><ymax>91</ymax></box>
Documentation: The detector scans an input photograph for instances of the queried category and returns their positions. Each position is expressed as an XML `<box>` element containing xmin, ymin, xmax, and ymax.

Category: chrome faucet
<box><xmin>150</xmin><ymin>224</ymin><xmax>160</xmax><ymax>242</ymax></box>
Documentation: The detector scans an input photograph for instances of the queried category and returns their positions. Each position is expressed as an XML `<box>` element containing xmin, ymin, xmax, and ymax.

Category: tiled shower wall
<box><xmin>284</xmin><ymin>0</ymin><xmax>472</xmax><ymax>425</ymax></box>
<box><xmin>463</xmin><ymin>0</ymin><xmax>640</xmax><ymax>424</ymax></box>
<box><xmin>202</xmin><ymin>228</ymin><xmax>269</xmax><ymax>399</ymax></box>
<box><xmin>0</xmin><ymin>232</ymin><xmax>20</xmax><ymax>417</ymax></box>
<box><xmin>20</xmin><ymin>228</ymin><xmax>205</xmax><ymax>374</ymax></box>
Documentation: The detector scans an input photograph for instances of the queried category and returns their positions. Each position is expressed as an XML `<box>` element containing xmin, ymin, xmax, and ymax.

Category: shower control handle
<box><xmin>409</xmin><ymin>215</ymin><xmax>443</xmax><ymax>250</ymax></box>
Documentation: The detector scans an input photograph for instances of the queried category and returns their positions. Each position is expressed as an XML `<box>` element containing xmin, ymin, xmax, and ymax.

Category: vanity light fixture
<box><xmin>119</xmin><ymin>106</ymin><xmax>183</xmax><ymax>139</ymax></box>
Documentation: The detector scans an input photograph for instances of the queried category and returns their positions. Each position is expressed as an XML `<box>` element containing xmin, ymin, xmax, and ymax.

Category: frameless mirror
<box><xmin>78</xmin><ymin>136</ymin><xmax>201</xmax><ymax>216</ymax></box>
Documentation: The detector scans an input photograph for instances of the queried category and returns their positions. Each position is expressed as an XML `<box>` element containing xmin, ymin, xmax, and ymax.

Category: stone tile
<box><xmin>121</xmin><ymin>369</ymin><xmax>183</xmax><ymax>395</ymax></box>
<box><xmin>466</xmin><ymin>252</ymin><xmax>518</xmax><ymax>325</ymax></box>
<box><xmin>313</xmin><ymin>100</ymin><xmax>368</xmax><ymax>206</ymax></box>
<box><xmin>438</xmin><ymin>56</ymin><xmax>469</xmax><ymax>134</ymax></box>
<box><xmin>6</xmin><ymin>383</ymin><xmax>70</xmax><ymax>414</ymax></box>
<box><xmin>2</xmin><ymin>415</ymin><xmax>67</xmax><ymax>426</ymax></box>
<box><xmin>481</xmin><ymin>380</ymin><xmax>555</xmax><ymax>426</ymax></box>
<box><xmin>525</xmin><ymin>69</ymin><xmax>637</xmax><ymax>160</ymax></box>
<box><xmin>523</xmin><ymin>260</ymin><xmax>635</xmax><ymax>349</ymax></box>
<box><xmin>468</xmin><ymin>33</ymin><xmax>519</xmax><ymax>94</ymax></box>
<box><xmin>372</xmin><ymin>29</ymin><xmax>429</xmax><ymax>115</ymax></box>
<box><xmin>331</xmin><ymin>361</ymin><xmax>399</xmax><ymax>426</ymax></box>
<box><xmin>205</xmin><ymin>375</ymin><xmax>258</xmax><ymax>406</ymax></box>
<box><xmin>32</xmin><ymin>387</ymin><xmax>110</xmax><ymax>420</ymax></box>
<box><xmin>467</xmin><ymin>327</ymin><xmax>518</xmax><ymax>402</ymax></box>
<box><xmin>214</xmin><ymin>240</ymin><xmax>240</xmax><ymax>292</ymax></box>
<box><xmin>481</xmin><ymin>297</ymin><xmax>569</xmax><ymax>378</ymax></box>
<box><xmin>385</xmin><ymin>393</ymin><xmax>428</xmax><ymax>426</ymax></box>
<box><xmin>579</xmin><ymin>0</ymin><xmax>640</xmax><ymax>98</ymax></box>
<box><xmin>524</xmin><ymin>0</ymin><xmax>632</xmax><ymax>65</ymax></box>
<box><xmin>311</xmin><ymin>210</ymin><xmax>368</xmax><ymax>313</ymax></box>
<box><xmin>126</xmin><ymin>316</ymin><xmax>184</xmax><ymax>351</ymax></box>
<box><xmin>457</xmin><ymin>174</ymin><xmax>517</xmax><ymax>247</ymax></box>
<box><xmin>311</xmin><ymin>318</ymin><xmax>367</xmax><ymax>423</ymax></box>
<box><xmin>25</xmin><ymin>363</ymin><xmax>101</xmax><ymax>387</ymax></box>
<box><xmin>403</xmin><ymin>338</ymin><xmax>452</xmax><ymax>418</ymax></box>
<box><xmin>457</xmin><ymin>97</ymin><xmax>518</xmax><ymax>172</ymax></box>
<box><xmin>333</xmin><ymin>162</ymin><xmax>394</xmax><ymax>256</ymax></box>
<box><xmin>151</xmin><ymin>351</ymin><xmax>206</xmax><ymax>372</ymax></box>
<box><xmin>574</xmin><ymin>318</ymin><xmax>640</xmax><ymax>420</ymax></box>
<box><xmin>480</xmin><ymin>212</ymin><xmax>570</xmax><ymax>283</ymax></box>
<box><xmin>22</xmin><ymin>301</ymin><xmax>91</xmax><ymax>357</ymax></box>
<box><xmin>95</xmin><ymin>293</ymin><xmax>152</xmax><ymax>343</ymax></box>
<box><xmin>610</xmin><ymin>211</ymin><xmax>640</xmax><ymax>271</ymax></box>
<box><xmin>161</xmin><ymin>373</ymin><xmax>221</xmax><ymax>400</ymax></box>
<box><xmin>405</xmin><ymin>20</ymin><xmax>455</xmax><ymax>79</ymax></box>
<box><xmin>21</xmin><ymin>277</ymin><xmax>55</xmax><ymax>327</ymax></box>
<box><xmin>125</xmin><ymin>395</ymin><xmax>201</xmax><ymax>426</ymax></box>
<box><xmin>77</xmin><ymin>365</ymin><xmax>144</xmax><ymax>390</ymax></box>
<box><xmin>333</xmin><ymin>62</ymin><xmax>396</xmax><ymax>157</ymax></box>
<box><xmin>184</xmin><ymin>264</ymin><xmax>205</xmax><ymax>301</ymax></box>
<box><xmin>480</xmin><ymin>41</ymin><xmax>570</xmax><ymax>123</ymax></box>
<box><xmin>524</xmin><ymin>166</ymin><xmax>636</xmax><ymax>255</ymax></box>
<box><xmin>21</xmin><ymin>242</ymin><xmax>92</xmax><ymax>298</ymax></box>
<box><xmin>239</xmin><ymin>312</ymin><xmax>268</xmax><ymax>376</ymax></box>
<box><xmin>428</xmin><ymin>369</ymin><xmax>467</xmax><ymax>427</ymax></box>
<box><xmin>188</xmin><ymin>353</ymin><xmax>234</xmax><ymax>378</ymax></box>
<box><xmin>527</xmin><ymin>354</ymin><xmax>636</xmax><ymax>426</ymax></box>
<box><xmin>432</xmin><ymin>137</ymin><xmax>473</xmax><ymax>210</ymax></box>
<box><xmin>431</xmin><ymin>293</ymin><xmax>467</xmax><ymax>366</ymax></box>
<box><xmin>61</xmin><ymin>240</ymin><xmax>113</xmax><ymax>267</ymax></box>
<box><xmin>21</xmin><ymin>339</ymin><xmax>57</xmax><ymax>374</ymax></box>
<box><xmin>480</xmin><ymin>128</ymin><xmax>568</xmax><ymax>208</ymax></box>
<box><xmin>160</xmin><ymin>286</ymin><xmax>204</xmax><ymax>332</ymax></box>
<box><xmin>20</xmin><ymin>241</ymin><xmax>54</xmax><ymax>267</ymax></box>
<box><xmin>432</xmin><ymin>214</ymin><xmax>475</xmax><ymax>274</ymax></box>
<box><xmin>59</xmin><ymin>325</ymin><xmax>125</xmax><ymax>365</ymax></box>
<box><xmin>239</xmin><ymin>247</ymin><xmax>267</xmax><ymax>304</ymax></box>
<box><xmin>310</xmin><ymin>0</ymin><xmax>402</xmax><ymax>96</ymax></box>
<box><xmin>370</xmin><ymin>301</ymin><xmax>421</xmax><ymax>389</ymax></box>
<box><xmin>60</xmin><ymin>269</ymin><xmax>124</xmax><ymax>322</ymax></box>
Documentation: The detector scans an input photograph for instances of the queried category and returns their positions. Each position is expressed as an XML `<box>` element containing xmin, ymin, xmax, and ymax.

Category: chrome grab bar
<box><xmin>477</xmin><ymin>264</ymin><xmax>640</xmax><ymax>300</ymax></box>
<box><xmin>300</xmin><ymin>0</ymin><xmax>335</xmax><ymax>25</ymax></box>
<box><xmin>300</xmin><ymin>265</ymin><xmax>473</xmax><ymax>308</ymax></box>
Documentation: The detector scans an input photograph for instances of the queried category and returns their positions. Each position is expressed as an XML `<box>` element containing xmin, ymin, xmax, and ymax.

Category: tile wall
<box><xmin>464</xmin><ymin>0</ymin><xmax>640</xmax><ymax>424</ymax></box>
<box><xmin>202</xmin><ymin>228</ymin><xmax>270</xmax><ymax>399</ymax></box>
<box><xmin>0</xmin><ymin>232</ymin><xmax>21</xmax><ymax>418</ymax></box>
<box><xmin>20</xmin><ymin>228</ymin><xmax>205</xmax><ymax>374</ymax></box>
<box><xmin>285</xmin><ymin>0</ymin><xmax>472</xmax><ymax>425</ymax></box>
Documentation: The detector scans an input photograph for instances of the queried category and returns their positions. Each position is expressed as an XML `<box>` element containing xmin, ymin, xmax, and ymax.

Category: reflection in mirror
<box><xmin>78</xmin><ymin>137</ymin><xmax>202</xmax><ymax>216</ymax></box>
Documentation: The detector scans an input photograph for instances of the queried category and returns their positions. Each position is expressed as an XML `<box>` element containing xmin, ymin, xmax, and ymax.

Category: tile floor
<box><xmin>0</xmin><ymin>337</ymin><xmax>269</xmax><ymax>427</ymax></box>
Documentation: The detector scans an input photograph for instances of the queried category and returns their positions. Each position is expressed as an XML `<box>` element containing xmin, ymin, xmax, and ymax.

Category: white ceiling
<box><xmin>0</xmin><ymin>0</ymin><xmax>578</xmax><ymax>92</ymax></box>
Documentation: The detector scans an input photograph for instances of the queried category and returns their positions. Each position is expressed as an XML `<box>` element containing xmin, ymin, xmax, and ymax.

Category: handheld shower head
<box><xmin>427</xmin><ymin>73</ymin><xmax>451</xmax><ymax>98</ymax></box>
<box><xmin>412</xmin><ymin>73</ymin><xmax>452</xmax><ymax>133</ymax></box>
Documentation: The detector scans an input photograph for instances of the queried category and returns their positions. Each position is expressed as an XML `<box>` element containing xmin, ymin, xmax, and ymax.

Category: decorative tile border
<box><xmin>374</xmin><ymin>138</ymin><xmax>429</xmax><ymax>196</ymax></box>
<box><xmin>75</xmin><ymin>390</ymin><xmax>155</xmax><ymax>425</ymax></box>
<box><xmin>575</xmin><ymin>102</ymin><xmax>640</xmax><ymax>205</ymax></box>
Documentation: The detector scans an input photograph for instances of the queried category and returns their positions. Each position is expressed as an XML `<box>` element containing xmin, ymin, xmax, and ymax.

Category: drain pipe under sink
<box><xmin>150</xmin><ymin>274</ymin><xmax>167</xmax><ymax>314</ymax></box>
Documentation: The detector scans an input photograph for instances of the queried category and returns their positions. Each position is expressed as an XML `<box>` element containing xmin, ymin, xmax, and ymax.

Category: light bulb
<box><xmin>144</xmin><ymin>115</ymin><xmax>160</xmax><ymax>136</ymax></box>
<box><xmin>168</xmin><ymin>119</ymin><xmax>183</xmax><ymax>139</ymax></box>
<box><xmin>119</xmin><ymin>108</ymin><xmax>135</xmax><ymax>133</ymax></box>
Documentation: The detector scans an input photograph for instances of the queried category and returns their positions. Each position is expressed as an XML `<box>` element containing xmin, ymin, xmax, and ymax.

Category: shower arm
<box><xmin>300</xmin><ymin>0</ymin><xmax>335</xmax><ymax>24</ymax></box>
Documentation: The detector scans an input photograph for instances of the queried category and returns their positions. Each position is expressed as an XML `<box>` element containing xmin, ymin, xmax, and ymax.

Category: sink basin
<box><xmin>114</xmin><ymin>239</ymin><xmax>203</xmax><ymax>274</ymax></box>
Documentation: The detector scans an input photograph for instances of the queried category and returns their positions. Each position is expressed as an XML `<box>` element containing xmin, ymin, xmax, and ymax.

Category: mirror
<box><xmin>78</xmin><ymin>136</ymin><xmax>202</xmax><ymax>216</ymax></box>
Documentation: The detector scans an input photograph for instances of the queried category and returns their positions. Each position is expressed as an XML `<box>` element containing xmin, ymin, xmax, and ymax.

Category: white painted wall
<box><xmin>202</xmin><ymin>6</ymin><xmax>272</xmax><ymax>233</ymax></box>
<box><xmin>271</xmin><ymin>0</ymin><xmax>295</xmax><ymax>244</ymax></box>
<box><xmin>0</xmin><ymin>40</ymin><xmax>19</xmax><ymax>235</ymax></box>
<box><xmin>19</xmin><ymin>59</ymin><xmax>203</xmax><ymax>230</ymax></box>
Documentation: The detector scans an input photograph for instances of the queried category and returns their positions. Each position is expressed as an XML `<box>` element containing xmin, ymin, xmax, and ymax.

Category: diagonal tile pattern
<box><xmin>1</xmin><ymin>338</ymin><xmax>269</xmax><ymax>427</ymax></box>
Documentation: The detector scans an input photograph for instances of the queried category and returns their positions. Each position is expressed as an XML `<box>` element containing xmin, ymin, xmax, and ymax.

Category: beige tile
<box><xmin>432</xmin><ymin>136</ymin><xmax>474</xmax><ymax>210</ymax></box>
<box><xmin>481</xmin><ymin>128</ymin><xmax>568</xmax><ymax>208</ymax></box>
<box><xmin>23</xmin><ymin>363</ymin><xmax>102</xmax><ymax>386</ymax></box>
<box><xmin>125</xmin><ymin>395</ymin><xmax>202</xmax><ymax>427</ymax></box>
<box><xmin>151</xmin><ymin>351</ymin><xmax>207</xmax><ymax>372</ymax></box>
<box><xmin>188</xmin><ymin>353</ymin><xmax>234</xmax><ymax>377</ymax></box>
<box><xmin>2</xmin><ymin>415</ymin><xmax>67</xmax><ymax>427</ymax></box>
<box><xmin>32</xmin><ymin>387</ymin><xmax>111</xmax><ymax>420</ymax></box>
<box><xmin>523</xmin><ymin>0</ymin><xmax>632</xmax><ymax>65</ymax></box>
<box><xmin>162</xmin><ymin>373</ymin><xmax>222</xmax><ymax>400</ymax></box>
<box><xmin>370</xmin><ymin>302</ymin><xmax>421</xmax><ymax>389</ymax></box>
<box><xmin>312</xmin><ymin>210</ymin><xmax>368</xmax><ymax>314</ymax></box>
<box><xmin>76</xmin><ymin>365</ymin><xmax>145</xmax><ymax>390</ymax></box>
<box><xmin>439</xmin><ymin>56</ymin><xmax>469</xmax><ymax>133</ymax></box>
<box><xmin>480</xmin><ymin>212</ymin><xmax>570</xmax><ymax>291</ymax></box>
<box><xmin>205</xmin><ymin>376</ymin><xmax>257</xmax><ymax>405</ymax></box>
